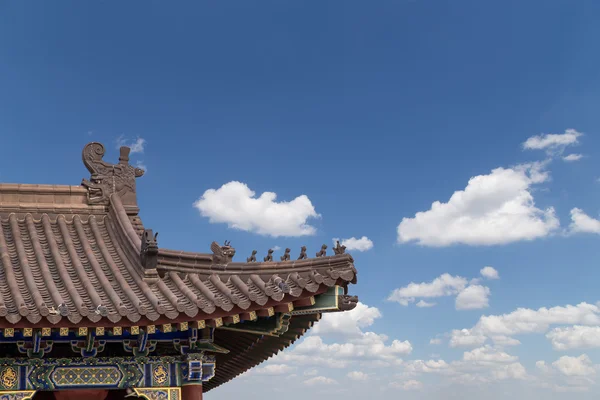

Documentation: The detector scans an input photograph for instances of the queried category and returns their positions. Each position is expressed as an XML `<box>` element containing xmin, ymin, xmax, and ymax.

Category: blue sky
<box><xmin>2</xmin><ymin>1</ymin><xmax>600</xmax><ymax>398</ymax></box>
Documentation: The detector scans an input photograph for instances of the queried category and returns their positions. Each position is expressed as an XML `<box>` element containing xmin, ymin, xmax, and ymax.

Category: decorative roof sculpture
<box><xmin>0</xmin><ymin>142</ymin><xmax>359</xmax><ymax>400</ymax></box>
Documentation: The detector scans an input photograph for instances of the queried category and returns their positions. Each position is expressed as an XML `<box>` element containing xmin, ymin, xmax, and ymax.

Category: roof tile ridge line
<box><xmin>73</xmin><ymin>216</ymin><xmax>128</xmax><ymax>316</ymax></box>
<box><xmin>109</xmin><ymin>193</ymin><xmax>142</xmax><ymax>250</ymax></box>
<box><xmin>0</xmin><ymin>221</ymin><xmax>15</xmax><ymax>317</ymax></box>
<box><xmin>88</xmin><ymin>215</ymin><xmax>147</xmax><ymax>316</ymax></box>
<box><xmin>102</xmin><ymin>212</ymin><xmax>165</xmax><ymax>315</ymax></box>
<box><xmin>8</xmin><ymin>214</ymin><xmax>48</xmax><ymax>317</ymax></box>
<box><xmin>24</xmin><ymin>214</ymin><xmax>66</xmax><ymax>314</ymax></box>
<box><xmin>41</xmin><ymin>214</ymin><xmax>88</xmax><ymax>317</ymax></box>
<box><xmin>56</xmin><ymin>215</ymin><xmax>105</xmax><ymax>315</ymax></box>
<box><xmin>0</xmin><ymin>215</ymin><xmax>29</xmax><ymax>317</ymax></box>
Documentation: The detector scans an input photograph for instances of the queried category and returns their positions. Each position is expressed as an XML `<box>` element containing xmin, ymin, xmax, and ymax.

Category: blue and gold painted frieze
<box><xmin>0</xmin><ymin>355</ymin><xmax>214</xmax><ymax>391</ymax></box>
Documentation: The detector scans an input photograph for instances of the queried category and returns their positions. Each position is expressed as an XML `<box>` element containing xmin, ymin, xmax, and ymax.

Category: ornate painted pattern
<box><xmin>0</xmin><ymin>367</ymin><xmax>18</xmax><ymax>390</ymax></box>
<box><xmin>51</xmin><ymin>366</ymin><xmax>121</xmax><ymax>387</ymax></box>
<box><xmin>152</xmin><ymin>364</ymin><xmax>168</xmax><ymax>385</ymax></box>
<box><xmin>134</xmin><ymin>388</ymin><xmax>180</xmax><ymax>400</ymax></box>
<box><xmin>0</xmin><ymin>391</ymin><xmax>36</xmax><ymax>400</ymax></box>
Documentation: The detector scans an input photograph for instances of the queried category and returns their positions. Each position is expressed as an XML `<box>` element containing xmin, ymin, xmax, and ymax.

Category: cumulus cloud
<box><xmin>402</xmin><ymin>347</ymin><xmax>528</xmax><ymax>385</ymax></box>
<box><xmin>193</xmin><ymin>181</ymin><xmax>320</xmax><ymax>237</ymax></box>
<box><xmin>522</xmin><ymin>129</ymin><xmax>582</xmax><ymax>154</ymax></box>
<box><xmin>266</xmin><ymin>302</ymin><xmax>412</xmax><ymax>370</ymax></box>
<box><xmin>455</xmin><ymin>285</ymin><xmax>491</xmax><ymax>310</ymax></box>
<box><xmin>347</xmin><ymin>371</ymin><xmax>370</xmax><ymax>381</ymax></box>
<box><xmin>397</xmin><ymin>162</ymin><xmax>558</xmax><ymax>246</ymax></box>
<box><xmin>388</xmin><ymin>274</ymin><xmax>468</xmax><ymax>306</ymax></box>
<box><xmin>563</xmin><ymin>153</ymin><xmax>583</xmax><ymax>162</ymax></box>
<box><xmin>304</xmin><ymin>376</ymin><xmax>338</xmax><ymax>386</ymax></box>
<box><xmin>546</xmin><ymin>326</ymin><xmax>600</xmax><ymax>350</ymax></box>
<box><xmin>389</xmin><ymin>273</ymin><xmax>492</xmax><ymax>310</ymax></box>
<box><xmin>116</xmin><ymin>135</ymin><xmax>146</xmax><ymax>154</ymax></box>
<box><xmin>430</xmin><ymin>338</ymin><xmax>442</xmax><ymax>345</ymax></box>
<box><xmin>449</xmin><ymin>329</ymin><xmax>487</xmax><ymax>348</ymax></box>
<box><xmin>332</xmin><ymin>236</ymin><xmax>373</xmax><ymax>252</ymax></box>
<box><xmin>275</xmin><ymin>334</ymin><xmax>411</xmax><ymax>369</ymax></box>
<box><xmin>447</xmin><ymin>302</ymin><xmax>600</xmax><ymax>349</ymax></box>
<box><xmin>568</xmin><ymin>208</ymin><xmax>600</xmax><ymax>235</ymax></box>
<box><xmin>480</xmin><ymin>266</ymin><xmax>499</xmax><ymax>280</ymax></box>
<box><xmin>552</xmin><ymin>355</ymin><xmax>596</xmax><ymax>377</ymax></box>
<box><xmin>390</xmin><ymin>379</ymin><xmax>423</xmax><ymax>390</ymax></box>
<box><xmin>416</xmin><ymin>300</ymin><xmax>436</xmax><ymax>308</ymax></box>
<box><xmin>311</xmin><ymin>302</ymin><xmax>382</xmax><ymax>337</ymax></box>
<box><xmin>254</xmin><ymin>364</ymin><xmax>295</xmax><ymax>375</ymax></box>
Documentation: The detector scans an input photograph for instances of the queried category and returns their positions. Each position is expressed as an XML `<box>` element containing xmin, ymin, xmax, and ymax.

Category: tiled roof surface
<box><xmin>0</xmin><ymin>185</ymin><xmax>357</xmax><ymax>326</ymax></box>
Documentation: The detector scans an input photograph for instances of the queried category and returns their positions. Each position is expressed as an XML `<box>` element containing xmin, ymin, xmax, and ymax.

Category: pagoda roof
<box><xmin>0</xmin><ymin>142</ymin><xmax>358</xmax><ymax>327</ymax></box>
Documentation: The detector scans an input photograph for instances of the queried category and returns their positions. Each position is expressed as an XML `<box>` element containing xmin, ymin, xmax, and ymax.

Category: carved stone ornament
<box><xmin>211</xmin><ymin>241</ymin><xmax>236</xmax><ymax>265</ymax></box>
<box><xmin>140</xmin><ymin>229</ymin><xmax>159</xmax><ymax>270</ymax></box>
<box><xmin>280</xmin><ymin>248</ymin><xmax>291</xmax><ymax>261</ymax></box>
<box><xmin>81</xmin><ymin>142</ymin><xmax>145</xmax><ymax>207</ymax></box>
<box><xmin>333</xmin><ymin>240</ymin><xmax>346</xmax><ymax>255</ymax></box>
<box><xmin>297</xmin><ymin>246</ymin><xmax>307</xmax><ymax>260</ymax></box>
<box><xmin>246</xmin><ymin>250</ymin><xmax>257</xmax><ymax>263</ymax></box>
<box><xmin>316</xmin><ymin>244</ymin><xmax>327</xmax><ymax>257</ymax></box>
<box><xmin>339</xmin><ymin>294</ymin><xmax>359</xmax><ymax>311</ymax></box>
<box><xmin>263</xmin><ymin>249</ymin><xmax>274</xmax><ymax>262</ymax></box>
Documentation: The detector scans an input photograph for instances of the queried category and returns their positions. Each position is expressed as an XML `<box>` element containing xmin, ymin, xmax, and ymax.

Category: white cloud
<box><xmin>304</xmin><ymin>376</ymin><xmax>338</xmax><ymax>386</ymax></box>
<box><xmin>390</xmin><ymin>273</ymin><xmax>493</xmax><ymax>310</ymax></box>
<box><xmin>388</xmin><ymin>273</ymin><xmax>468</xmax><ymax>306</ymax></box>
<box><xmin>430</xmin><ymin>338</ymin><xmax>442</xmax><ymax>345</ymax></box>
<box><xmin>449</xmin><ymin>329</ymin><xmax>487</xmax><ymax>348</ymax></box>
<box><xmin>303</xmin><ymin>369</ymin><xmax>318</xmax><ymax>376</ymax></box>
<box><xmin>193</xmin><ymin>181</ymin><xmax>320</xmax><ymax>237</ymax></box>
<box><xmin>462</xmin><ymin>345</ymin><xmax>518</xmax><ymax>364</ymax></box>
<box><xmin>347</xmin><ymin>371</ymin><xmax>370</xmax><ymax>381</ymax></box>
<box><xmin>390</xmin><ymin>379</ymin><xmax>423</xmax><ymax>390</ymax></box>
<box><xmin>332</xmin><ymin>236</ymin><xmax>373</xmax><ymax>252</ymax></box>
<box><xmin>523</xmin><ymin>129</ymin><xmax>582</xmax><ymax>154</ymax></box>
<box><xmin>416</xmin><ymin>300</ymin><xmax>436</xmax><ymax>308</ymax></box>
<box><xmin>480</xmin><ymin>266</ymin><xmax>499</xmax><ymax>280</ymax></box>
<box><xmin>546</xmin><ymin>326</ymin><xmax>600</xmax><ymax>350</ymax></box>
<box><xmin>311</xmin><ymin>302</ymin><xmax>382</xmax><ymax>337</ymax></box>
<box><xmin>397</xmin><ymin>162</ymin><xmax>559</xmax><ymax>246</ymax></box>
<box><xmin>568</xmin><ymin>208</ymin><xmax>600</xmax><ymax>235</ymax></box>
<box><xmin>448</xmin><ymin>302</ymin><xmax>600</xmax><ymax>349</ymax></box>
<box><xmin>135</xmin><ymin>160</ymin><xmax>147</xmax><ymax>172</ymax></box>
<box><xmin>552</xmin><ymin>355</ymin><xmax>596</xmax><ymax>377</ymax></box>
<box><xmin>271</xmin><ymin>245</ymin><xmax>281</xmax><ymax>251</ymax></box>
<box><xmin>563</xmin><ymin>153</ymin><xmax>583</xmax><ymax>162</ymax></box>
<box><xmin>402</xmin><ymin>348</ymin><xmax>528</xmax><ymax>386</ymax></box>
<box><xmin>455</xmin><ymin>285</ymin><xmax>491</xmax><ymax>310</ymax></box>
<box><xmin>254</xmin><ymin>364</ymin><xmax>295</xmax><ymax>375</ymax></box>
<box><xmin>116</xmin><ymin>135</ymin><xmax>146</xmax><ymax>154</ymax></box>
<box><xmin>490</xmin><ymin>335</ymin><xmax>521</xmax><ymax>347</ymax></box>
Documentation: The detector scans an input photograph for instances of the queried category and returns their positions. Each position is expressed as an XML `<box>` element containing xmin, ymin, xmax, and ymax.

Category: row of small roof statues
<box><xmin>246</xmin><ymin>241</ymin><xmax>347</xmax><ymax>262</ymax></box>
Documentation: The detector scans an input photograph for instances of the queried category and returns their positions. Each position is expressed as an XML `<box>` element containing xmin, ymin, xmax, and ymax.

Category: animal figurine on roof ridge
<box><xmin>211</xmin><ymin>240</ymin><xmax>236</xmax><ymax>265</ymax></box>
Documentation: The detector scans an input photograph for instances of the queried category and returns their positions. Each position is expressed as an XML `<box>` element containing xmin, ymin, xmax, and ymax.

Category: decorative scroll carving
<box><xmin>297</xmin><ymin>246</ymin><xmax>307</xmax><ymax>260</ymax></box>
<box><xmin>316</xmin><ymin>244</ymin><xmax>327</xmax><ymax>257</ymax></box>
<box><xmin>333</xmin><ymin>240</ymin><xmax>346</xmax><ymax>255</ymax></box>
<box><xmin>339</xmin><ymin>295</ymin><xmax>359</xmax><ymax>311</ymax></box>
<box><xmin>280</xmin><ymin>248</ymin><xmax>291</xmax><ymax>261</ymax></box>
<box><xmin>263</xmin><ymin>249</ymin><xmax>274</xmax><ymax>262</ymax></box>
<box><xmin>210</xmin><ymin>241</ymin><xmax>235</xmax><ymax>265</ymax></box>
<box><xmin>81</xmin><ymin>142</ymin><xmax>145</xmax><ymax>207</ymax></box>
<box><xmin>246</xmin><ymin>250</ymin><xmax>257</xmax><ymax>263</ymax></box>
<box><xmin>140</xmin><ymin>229</ymin><xmax>159</xmax><ymax>270</ymax></box>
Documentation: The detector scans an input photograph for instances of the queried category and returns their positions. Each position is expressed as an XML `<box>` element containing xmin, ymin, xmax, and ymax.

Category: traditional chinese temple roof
<box><xmin>0</xmin><ymin>142</ymin><xmax>359</xmax><ymax>392</ymax></box>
